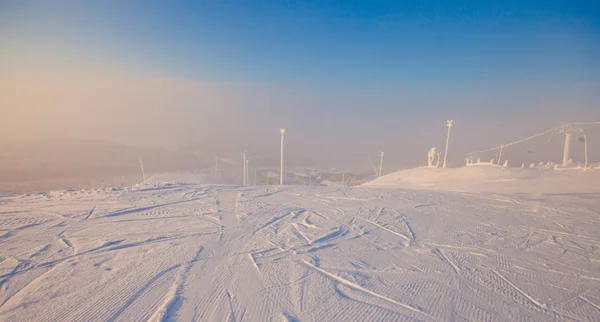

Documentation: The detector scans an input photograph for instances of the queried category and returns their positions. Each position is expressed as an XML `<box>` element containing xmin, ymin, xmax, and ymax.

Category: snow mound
<box><xmin>365</xmin><ymin>165</ymin><xmax>533</xmax><ymax>186</ymax></box>
<box><xmin>364</xmin><ymin>165</ymin><xmax>600</xmax><ymax>193</ymax></box>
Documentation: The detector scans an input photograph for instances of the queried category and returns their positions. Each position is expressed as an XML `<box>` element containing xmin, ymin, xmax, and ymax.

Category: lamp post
<box><xmin>443</xmin><ymin>120</ymin><xmax>454</xmax><ymax>168</ymax></box>
<box><xmin>280</xmin><ymin>128</ymin><xmax>287</xmax><ymax>186</ymax></box>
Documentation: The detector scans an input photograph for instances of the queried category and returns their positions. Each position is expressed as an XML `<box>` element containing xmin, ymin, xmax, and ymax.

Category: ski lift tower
<box><xmin>557</xmin><ymin>123</ymin><xmax>584</xmax><ymax>167</ymax></box>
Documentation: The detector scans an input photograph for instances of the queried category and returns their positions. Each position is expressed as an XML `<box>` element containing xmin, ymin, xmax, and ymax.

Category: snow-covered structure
<box><xmin>427</xmin><ymin>147</ymin><xmax>439</xmax><ymax>167</ymax></box>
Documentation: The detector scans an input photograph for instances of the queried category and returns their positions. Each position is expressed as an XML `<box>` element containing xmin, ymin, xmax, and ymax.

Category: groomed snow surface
<box><xmin>1</xmin><ymin>167</ymin><xmax>599</xmax><ymax>321</ymax></box>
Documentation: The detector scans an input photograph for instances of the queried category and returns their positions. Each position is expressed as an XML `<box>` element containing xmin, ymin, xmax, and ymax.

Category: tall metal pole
<box><xmin>563</xmin><ymin>132</ymin><xmax>572</xmax><ymax>167</ymax></box>
<box><xmin>246</xmin><ymin>160</ymin><xmax>249</xmax><ymax>186</ymax></box>
<box><xmin>280</xmin><ymin>128</ymin><xmax>287</xmax><ymax>186</ymax></box>
<box><xmin>242</xmin><ymin>151</ymin><xmax>247</xmax><ymax>185</ymax></box>
<box><xmin>443</xmin><ymin>120</ymin><xmax>454</xmax><ymax>168</ymax></box>
<box><xmin>584</xmin><ymin>134</ymin><xmax>589</xmax><ymax>169</ymax></box>
<box><xmin>379</xmin><ymin>151</ymin><xmax>384</xmax><ymax>177</ymax></box>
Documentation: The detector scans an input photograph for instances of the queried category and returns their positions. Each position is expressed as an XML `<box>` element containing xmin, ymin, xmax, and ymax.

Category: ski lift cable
<box><xmin>466</xmin><ymin>121</ymin><xmax>599</xmax><ymax>159</ymax></box>
<box><xmin>502</xmin><ymin>126</ymin><xmax>562</xmax><ymax>148</ymax></box>
<box><xmin>467</xmin><ymin>126</ymin><xmax>560</xmax><ymax>156</ymax></box>
<box><xmin>569</xmin><ymin>122</ymin><xmax>600</xmax><ymax>125</ymax></box>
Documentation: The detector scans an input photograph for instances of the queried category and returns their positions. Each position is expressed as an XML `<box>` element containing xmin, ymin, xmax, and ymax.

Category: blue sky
<box><xmin>1</xmin><ymin>1</ymin><xmax>599</xmax><ymax>165</ymax></box>
<box><xmin>3</xmin><ymin>0</ymin><xmax>599</xmax><ymax>84</ymax></box>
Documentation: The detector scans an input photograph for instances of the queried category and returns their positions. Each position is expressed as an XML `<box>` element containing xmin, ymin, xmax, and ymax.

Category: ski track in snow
<box><xmin>0</xmin><ymin>183</ymin><xmax>598</xmax><ymax>321</ymax></box>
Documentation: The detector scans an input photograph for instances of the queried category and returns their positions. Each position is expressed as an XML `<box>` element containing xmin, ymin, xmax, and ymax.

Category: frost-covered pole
<box><xmin>443</xmin><ymin>120</ymin><xmax>454</xmax><ymax>168</ymax></box>
<box><xmin>242</xmin><ymin>151</ymin><xmax>247</xmax><ymax>185</ymax></box>
<box><xmin>139</xmin><ymin>157</ymin><xmax>146</xmax><ymax>183</ymax></box>
<box><xmin>498</xmin><ymin>145</ymin><xmax>505</xmax><ymax>166</ymax></box>
<box><xmin>246</xmin><ymin>159</ymin><xmax>249</xmax><ymax>186</ymax></box>
<box><xmin>280</xmin><ymin>128</ymin><xmax>287</xmax><ymax>186</ymax></box>
<box><xmin>379</xmin><ymin>151</ymin><xmax>384</xmax><ymax>177</ymax></box>
<box><xmin>563</xmin><ymin>132</ymin><xmax>572</xmax><ymax>167</ymax></box>
<box><xmin>584</xmin><ymin>134</ymin><xmax>589</xmax><ymax>169</ymax></box>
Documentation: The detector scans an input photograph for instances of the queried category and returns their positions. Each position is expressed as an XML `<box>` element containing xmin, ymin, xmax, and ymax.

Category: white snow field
<box><xmin>1</xmin><ymin>170</ymin><xmax>599</xmax><ymax>321</ymax></box>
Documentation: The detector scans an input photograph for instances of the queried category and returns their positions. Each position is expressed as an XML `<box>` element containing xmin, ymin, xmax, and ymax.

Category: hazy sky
<box><xmin>1</xmin><ymin>1</ymin><xmax>599</xmax><ymax>166</ymax></box>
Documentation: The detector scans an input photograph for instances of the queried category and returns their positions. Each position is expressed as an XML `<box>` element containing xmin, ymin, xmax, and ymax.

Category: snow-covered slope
<box><xmin>1</xmin><ymin>182</ymin><xmax>599</xmax><ymax>321</ymax></box>
<box><xmin>364</xmin><ymin>165</ymin><xmax>600</xmax><ymax>194</ymax></box>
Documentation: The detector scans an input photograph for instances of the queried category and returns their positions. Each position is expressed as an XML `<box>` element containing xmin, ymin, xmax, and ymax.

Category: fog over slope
<box><xmin>1</xmin><ymin>62</ymin><xmax>599</xmax><ymax>193</ymax></box>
